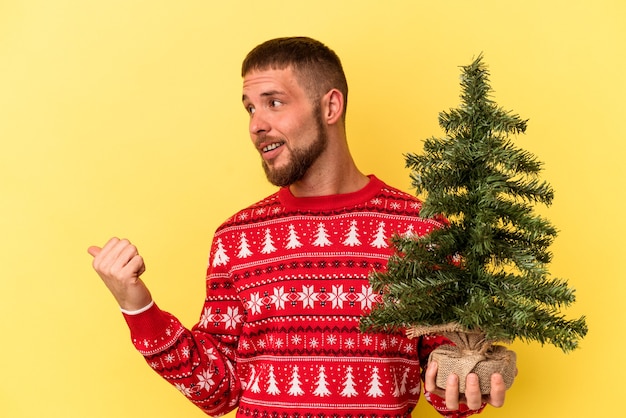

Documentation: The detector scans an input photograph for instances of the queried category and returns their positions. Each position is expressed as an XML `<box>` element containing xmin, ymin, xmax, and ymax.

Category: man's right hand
<box><xmin>88</xmin><ymin>237</ymin><xmax>153</xmax><ymax>311</ymax></box>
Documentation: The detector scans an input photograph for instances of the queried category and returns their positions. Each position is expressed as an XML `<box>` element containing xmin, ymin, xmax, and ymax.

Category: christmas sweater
<box><xmin>123</xmin><ymin>175</ymin><xmax>484</xmax><ymax>417</ymax></box>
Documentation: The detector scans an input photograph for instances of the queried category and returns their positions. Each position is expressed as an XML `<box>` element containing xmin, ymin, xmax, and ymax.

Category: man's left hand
<box><xmin>424</xmin><ymin>361</ymin><xmax>507</xmax><ymax>411</ymax></box>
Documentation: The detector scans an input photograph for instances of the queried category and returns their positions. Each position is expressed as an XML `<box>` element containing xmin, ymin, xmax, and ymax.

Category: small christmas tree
<box><xmin>361</xmin><ymin>55</ymin><xmax>587</xmax><ymax>393</ymax></box>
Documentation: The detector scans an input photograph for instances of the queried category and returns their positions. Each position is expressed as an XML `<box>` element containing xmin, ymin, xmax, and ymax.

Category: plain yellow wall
<box><xmin>1</xmin><ymin>1</ymin><xmax>624</xmax><ymax>417</ymax></box>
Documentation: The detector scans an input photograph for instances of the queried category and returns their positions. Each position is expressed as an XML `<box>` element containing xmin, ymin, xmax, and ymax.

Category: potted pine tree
<box><xmin>361</xmin><ymin>55</ymin><xmax>587</xmax><ymax>394</ymax></box>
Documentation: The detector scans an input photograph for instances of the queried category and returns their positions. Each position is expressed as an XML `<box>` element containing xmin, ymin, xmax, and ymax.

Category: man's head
<box><xmin>241</xmin><ymin>37</ymin><xmax>350</xmax><ymax>188</ymax></box>
<box><xmin>242</xmin><ymin>37</ymin><xmax>348</xmax><ymax>120</ymax></box>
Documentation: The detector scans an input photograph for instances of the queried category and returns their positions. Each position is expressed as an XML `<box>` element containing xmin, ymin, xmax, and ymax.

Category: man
<box><xmin>89</xmin><ymin>37</ymin><xmax>507</xmax><ymax>417</ymax></box>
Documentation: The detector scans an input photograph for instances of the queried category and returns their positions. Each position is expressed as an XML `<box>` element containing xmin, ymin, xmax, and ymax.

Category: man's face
<box><xmin>242</xmin><ymin>67</ymin><xmax>328</xmax><ymax>187</ymax></box>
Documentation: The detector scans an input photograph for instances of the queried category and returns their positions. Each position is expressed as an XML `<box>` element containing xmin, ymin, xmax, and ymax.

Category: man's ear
<box><xmin>322</xmin><ymin>88</ymin><xmax>345</xmax><ymax>125</ymax></box>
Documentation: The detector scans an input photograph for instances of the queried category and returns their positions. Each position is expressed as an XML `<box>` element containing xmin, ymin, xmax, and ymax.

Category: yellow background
<box><xmin>1</xmin><ymin>1</ymin><xmax>623</xmax><ymax>417</ymax></box>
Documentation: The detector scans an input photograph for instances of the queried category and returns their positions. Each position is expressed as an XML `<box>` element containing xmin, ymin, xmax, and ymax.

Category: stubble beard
<box><xmin>262</xmin><ymin>106</ymin><xmax>328</xmax><ymax>187</ymax></box>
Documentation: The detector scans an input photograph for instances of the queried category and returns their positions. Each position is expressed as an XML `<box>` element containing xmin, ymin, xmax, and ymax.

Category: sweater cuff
<box><xmin>426</xmin><ymin>391</ymin><xmax>486</xmax><ymax>417</ymax></box>
<box><xmin>122</xmin><ymin>302</ymin><xmax>184</xmax><ymax>355</ymax></box>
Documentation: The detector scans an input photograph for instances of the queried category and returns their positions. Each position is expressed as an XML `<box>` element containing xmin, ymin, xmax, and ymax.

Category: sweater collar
<box><xmin>277</xmin><ymin>175</ymin><xmax>383</xmax><ymax>211</ymax></box>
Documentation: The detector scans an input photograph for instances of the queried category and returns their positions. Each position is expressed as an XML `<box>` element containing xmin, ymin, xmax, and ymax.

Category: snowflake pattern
<box><xmin>344</xmin><ymin>338</ymin><xmax>355</xmax><ymax>350</ymax></box>
<box><xmin>203</xmin><ymin>346</ymin><xmax>218</xmax><ymax>361</ymax></box>
<box><xmin>299</xmin><ymin>285</ymin><xmax>319</xmax><ymax>308</ymax></box>
<box><xmin>175</xmin><ymin>383</ymin><xmax>193</xmax><ymax>397</ymax></box>
<box><xmin>196</xmin><ymin>369</ymin><xmax>215</xmax><ymax>391</ymax></box>
<box><xmin>244</xmin><ymin>284</ymin><xmax>381</xmax><ymax>313</ymax></box>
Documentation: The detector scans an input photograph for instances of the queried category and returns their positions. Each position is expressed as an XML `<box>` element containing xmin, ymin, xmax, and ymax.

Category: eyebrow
<box><xmin>242</xmin><ymin>90</ymin><xmax>286</xmax><ymax>102</ymax></box>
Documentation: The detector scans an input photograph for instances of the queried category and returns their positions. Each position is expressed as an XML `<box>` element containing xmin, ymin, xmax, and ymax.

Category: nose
<box><xmin>249</xmin><ymin>109</ymin><xmax>270</xmax><ymax>136</ymax></box>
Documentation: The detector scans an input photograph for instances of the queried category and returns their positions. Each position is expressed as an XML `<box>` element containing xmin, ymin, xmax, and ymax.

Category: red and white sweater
<box><xmin>123</xmin><ymin>175</ymin><xmax>483</xmax><ymax>417</ymax></box>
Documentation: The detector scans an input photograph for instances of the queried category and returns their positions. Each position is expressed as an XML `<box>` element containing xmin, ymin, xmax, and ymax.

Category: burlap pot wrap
<box><xmin>429</xmin><ymin>343</ymin><xmax>516</xmax><ymax>394</ymax></box>
<box><xmin>407</xmin><ymin>324</ymin><xmax>516</xmax><ymax>394</ymax></box>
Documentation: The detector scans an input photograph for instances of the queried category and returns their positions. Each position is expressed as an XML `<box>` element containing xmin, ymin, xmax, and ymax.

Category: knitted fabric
<box><xmin>122</xmin><ymin>175</ymin><xmax>484</xmax><ymax>418</ymax></box>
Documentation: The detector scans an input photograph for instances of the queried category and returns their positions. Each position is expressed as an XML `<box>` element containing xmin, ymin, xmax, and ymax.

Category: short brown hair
<box><xmin>242</xmin><ymin>37</ymin><xmax>348</xmax><ymax>117</ymax></box>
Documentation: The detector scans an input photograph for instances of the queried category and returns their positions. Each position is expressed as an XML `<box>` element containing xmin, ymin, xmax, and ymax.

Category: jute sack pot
<box><xmin>407</xmin><ymin>323</ymin><xmax>516</xmax><ymax>394</ymax></box>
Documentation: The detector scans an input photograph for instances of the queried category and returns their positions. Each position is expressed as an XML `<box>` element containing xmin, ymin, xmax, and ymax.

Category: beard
<box><xmin>261</xmin><ymin>106</ymin><xmax>328</xmax><ymax>187</ymax></box>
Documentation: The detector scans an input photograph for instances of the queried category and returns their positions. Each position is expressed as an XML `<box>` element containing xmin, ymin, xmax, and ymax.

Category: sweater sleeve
<box><xmin>121</xmin><ymin>235</ymin><xmax>244</xmax><ymax>417</ymax></box>
<box><xmin>122</xmin><ymin>303</ymin><xmax>242</xmax><ymax>417</ymax></box>
<box><xmin>419</xmin><ymin>335</ymin><xmax>486</xmax><ymax>417</ymax></box>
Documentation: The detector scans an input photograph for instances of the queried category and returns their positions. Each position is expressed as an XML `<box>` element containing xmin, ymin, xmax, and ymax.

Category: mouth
<box><xmin>262</xmin><ymin>142</ymin><xmax>284</xmax><ymax>153</ymax></box>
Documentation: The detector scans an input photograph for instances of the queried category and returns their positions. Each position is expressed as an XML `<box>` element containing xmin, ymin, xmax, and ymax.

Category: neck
<box><xmin>288</xmin><ymin>158</ymin><xmax>369</xmax><ymax>198</ymax></box>
<box><xmin>288</xmin><ymin>122</ymin><xmax>369</xmax><ymax>197</ymax></box>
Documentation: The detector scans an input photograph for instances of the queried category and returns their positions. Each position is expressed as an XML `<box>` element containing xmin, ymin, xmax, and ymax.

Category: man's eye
<box><xmin>270</xmin><ymin>100</ymin><xmax>282</xmax><ymax>108</ymax></box>
<box><xmin>247</xmin><ymin>105</ymin><xmax>255</xmax><ymax>114</ymax></box>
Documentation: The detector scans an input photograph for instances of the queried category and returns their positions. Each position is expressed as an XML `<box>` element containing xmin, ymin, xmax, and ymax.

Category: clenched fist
<box><xmin>88</xmin><ymin>237</ymin><xmax>152</xmax><ymax>311</ymax></box>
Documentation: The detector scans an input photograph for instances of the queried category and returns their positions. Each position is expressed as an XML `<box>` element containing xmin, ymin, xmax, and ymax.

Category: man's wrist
<box><xmin>120</xmin><ymin>300</ymin><xmax>154</xmax><ymax>315</ymax></box>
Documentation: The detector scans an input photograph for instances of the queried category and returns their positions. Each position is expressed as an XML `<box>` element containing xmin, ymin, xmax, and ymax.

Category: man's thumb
<box><xmin>87</xmin><ymin>246</ymin><xmax>101</xmax><ymax>257</ymax></box>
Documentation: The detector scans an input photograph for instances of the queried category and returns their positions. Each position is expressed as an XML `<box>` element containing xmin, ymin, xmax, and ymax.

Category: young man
<box><xmin>89</xmin><ymin>37</ymin><xmax>507</xmax><ymax>417</ymax></box>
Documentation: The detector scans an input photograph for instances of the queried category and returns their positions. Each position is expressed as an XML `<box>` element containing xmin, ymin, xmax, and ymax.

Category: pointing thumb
<box><xmin>87</xmin><ymin>246</ymin><xmax>102</xmax><ymax>257</ymax></box>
